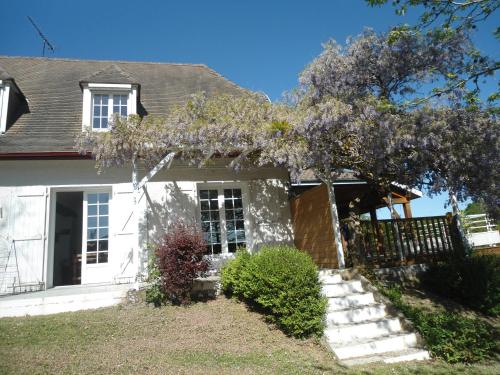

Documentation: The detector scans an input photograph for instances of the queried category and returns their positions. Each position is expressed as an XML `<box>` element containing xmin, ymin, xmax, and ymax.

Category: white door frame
<box><xmin>46</xmin><ymin>185</ymin><xmax>113</xmax><ymax>288</ymax></box>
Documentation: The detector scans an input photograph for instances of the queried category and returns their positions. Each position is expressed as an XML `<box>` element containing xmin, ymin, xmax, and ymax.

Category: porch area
<box><xmin>0</xmin><ymin>283</ymin><xmax>133</xmax><ymax>318</ymax></box>
<box><xmin>290</xmin><ymin>182</ymin><xmax>461</xmax><ymax>269</ymax></box>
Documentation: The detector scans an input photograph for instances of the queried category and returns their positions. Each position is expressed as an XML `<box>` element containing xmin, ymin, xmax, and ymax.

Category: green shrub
<box><xmin>145</xmin><ymin>254</ymin><xmax>167</xmax><ymax>307</ymax></box>
<box><xmin>422</xmin><ymin>255</ymin><xmax>500</xmax><ymax>316</ymax></box>
<box><xmin>220</xmin><ymin>249</ymin><xmax>251</xmax><ymax>296</ymax></box>
<box><xmin>381</xmin><ymin>286</ymin><xmax>497</xmax><ymax>364</ymax></box>
<box><xmin>221</xmin><ymin>245</ymin><xmax>326</xmax><ymax>338</ymax></box>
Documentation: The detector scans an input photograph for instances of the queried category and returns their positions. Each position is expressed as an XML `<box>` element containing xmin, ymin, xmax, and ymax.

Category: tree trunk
<box><xmin>324</xmin><ymin>179</ymin><xmax>345</xmax><ymax>269</ymax></box>
<box><xmin>449</xmin><ymin>191</ymin><xmax>469</xmax><ymax>255</ymax></box>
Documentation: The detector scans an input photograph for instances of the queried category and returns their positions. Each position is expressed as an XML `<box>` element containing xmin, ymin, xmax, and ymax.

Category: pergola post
<box><xmin>370</xmin><ymin>207</ymin><xmax>384</xmax><ymax>257</ymax></box>
<box><xmin>402</xmin><ymin>201</ymin><xmax>413</xmax><ymax>219</ymax></box>
<box><xmin>325</xmin><ymin>179</ymin><xmax>345</xmax><ymax>269</ymax></box>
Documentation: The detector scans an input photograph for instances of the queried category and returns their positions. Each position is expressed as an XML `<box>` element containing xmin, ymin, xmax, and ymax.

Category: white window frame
<box><xmin>81</xmin><ymin>83</ymin><xmax>138</xmax><ymax>131</ymax></box>
<box><xmin>0</xmin><ymin>80</ymin><xmax>11</xmax><ymax>134</ymax></box>
<box><xmin>196</xmin><ymin>182</ymin><xmax>252</xmax><ymax>255</ymax></box>
<box><xmin>82</xmin><ymin>190</ymin><xmax>112</xmax><ymax>267</ymax></box>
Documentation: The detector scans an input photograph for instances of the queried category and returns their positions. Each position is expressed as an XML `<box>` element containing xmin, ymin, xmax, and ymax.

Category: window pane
<box><xmin>200</xmin><ymin>200</ymin><xmax>209</xmax><ymax>211</ymax></box>
<box><xmin>211</xmin><ymin>221</ymin><xmax>220</xmax><ymax>233</ymax></box>
<box><xmin>228</xmin><ymin>243</ymin><xmax>237</xmax><ymax>253</ymax></box>
<box><xmin>121</xmin><ymin>106</ymin><xmax>127</xmax><ymax>116</ymax></box>
<box><xmin>98</xmin><ymin>252</ymin><xmax>108</xmax><ymax>263</ymax></box>
<box><xmin>210</xmin><ymin>211</ymin><xmax>219</xmax><ymax>221</ymax></box>
<box><xmin>234</xmin><ymin>199</ymin><xmax>242</xmax><ymax>208</ymax></box>
<box><xmin>86</xmin><ymin>252</ymin><xmax>97</xmax><ymax>264</ymax></box>
<box><xmin>99</xmin><ymin>228</ymin><xmax>108</xmax><ymax>239</ymax></box>
<box><xmin>226</xmin><ymin>210</ymin><xmax>234</xmax><ymax>220</ymax></box>
<box><xmin>99</xmin><ymin>240</ymin><xmax>108</xmax><ymax>251</ymax></box>
<box><xmin>227</xmin><ymin>230</ymin><xmax>235</xmax><ymax>242</ymax></box>
<box><xmin>99</xmin><ymin>215</ymin><xmax>108</xmax><ymax>227</ymax></box>
<box><xmin>236</xmin><ymin>220</ymin><xmax>245</xmax><ymax>230</ymax></box>
<box><xmin>209</xmin><ymin>199</ymin><xmax>218</xmax><ymax>210</ymax></box>
<box><xmin>209</xmin><ymin>190</ymin><xmax>218</xmax><ymax>199</ymax></box>
<box><xmin>87</xmin><ymin>241</ymin><xmax>97</xmax><ymax>252</ymax></box>
<box><xmin>233</xmin><ymin>189</ymin><xmax>242</xmax><ymax>198</ymax></box>
<box><xmin>237</xmin><ymin>230</ymin><xmax>246</xmax><ymax>242</ymax></box>
<box><xmin>201</xmin><ymin>211</ymin><xmax>210</xmax><ymax>222</ymax></box>
<box><xmin>200</xmin><ymin>190</ymin><xmax>209</xmax><ymax>199</ymax></box>
<box><xmin>201</xmin><ymin>222</ymin><xmax>210</xmax><ymax>232</ymax></box>
<box><xmin>88</xmin><ymin>205</ymin><xmax>97</xmax><ymax>215</ymax></box>
<box><xmin>235</xmin><ymin>209</ymin><xmax>244</xmax><ymax>220</ymax></box>
<box><xmin>87</xmin><ymin>216</ymin><xmax>97</xmax><ymax>228</ymax></box>
<box><xmin>88</xmin><ymin>229</ymin><xmax>97</xmax><ymax>240</ymax></box>
<box><xmin>212</xmin><ymin>244</ymin><xmax>222</xmax><ymax>254</ymax></box>
<box><xmin>99</xmin><ymin>204</ymin><xmax>108</xmax><ymax>215</ymax></box>
<box><xmin>224</xmin><ymin>189</ymin><xmax>232</xmax><ymax>198</ymax></box>
<box><xmin>88</xmin><ymin>194</ymin><xmax>98</xmax><ymax>204</ymax></box>
<box><xmin>224</xmin><ymin>200</ymin><xmax>233</xmax><ymax>209</ymax></box>
<box><xmin>98</xmin><ymin>193</ymin><xmax>109</xmax><ymax>203</ymax></box>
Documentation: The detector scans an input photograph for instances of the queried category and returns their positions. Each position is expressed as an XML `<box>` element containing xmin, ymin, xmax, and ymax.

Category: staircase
<box><xmin>320</xmin><ymin>270</ymin><xmax>430</xmax><ymax>366</ymax></box>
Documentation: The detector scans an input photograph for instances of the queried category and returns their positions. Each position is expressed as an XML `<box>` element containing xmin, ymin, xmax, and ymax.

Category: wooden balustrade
<box><xmin>358</xmin><ymin>216</ymin><xmax>460</xmax><ymax>266</ymax></box>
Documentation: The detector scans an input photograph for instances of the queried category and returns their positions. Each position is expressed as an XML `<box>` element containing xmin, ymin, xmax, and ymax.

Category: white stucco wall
<box><xmin>0</xmin><ymin>159</ymin><xmax>293</xmax><ymax>291</ymax></box>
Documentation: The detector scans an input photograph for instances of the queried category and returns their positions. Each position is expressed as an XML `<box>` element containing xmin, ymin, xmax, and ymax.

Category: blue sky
<box><xmin>1</xmin><ymin>0</ymin><xmax>497</xmax><ymax>218</ymax></box>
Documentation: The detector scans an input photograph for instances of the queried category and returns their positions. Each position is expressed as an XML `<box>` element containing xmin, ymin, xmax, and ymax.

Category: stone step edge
<box><xmin>327</xmin><ymin>301</ymin><xmax>386</xmax><ymax>312</ymax></box>
<box><xmin>327</xmin><ymin>331</ymin><xmax>417</xmax><ymax>349</ymax></box>
<box><xmin>340</xmin><ymin>348</ymin><xmax>430</xmax><ymax>366</ymax></box>
<box><xmin>325</xmin><ymin>316</ymin><xmax>399</xmax><ymax>329</ymax></box>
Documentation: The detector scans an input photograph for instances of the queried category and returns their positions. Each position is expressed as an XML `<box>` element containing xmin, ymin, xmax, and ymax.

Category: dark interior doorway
<box><xmin>53</xmin><ymin>192</ymin><xmax>83</xmax><ymax>286</ymax></box>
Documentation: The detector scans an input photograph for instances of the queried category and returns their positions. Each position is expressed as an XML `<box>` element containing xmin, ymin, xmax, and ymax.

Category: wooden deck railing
<box><xmin>358</xmin><ymin>215</ymin><xmax>460</xmax><ymax>266</ymax></box>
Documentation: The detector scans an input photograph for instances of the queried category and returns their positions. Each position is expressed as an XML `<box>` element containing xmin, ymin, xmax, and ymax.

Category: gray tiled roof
<box><xmin>0</xmin><ymin>65</ymin><xmax>12</xmax><ymax>80</ymax></box>
<box><xmin>0</xmin><ymin>56</ymin><xmax>247</xmax><ymax>154</ymax></box>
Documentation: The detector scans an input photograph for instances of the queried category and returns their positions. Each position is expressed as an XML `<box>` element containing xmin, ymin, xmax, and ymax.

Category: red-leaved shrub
<box><xmin>156</xmin><ymin>222</ymin><xmax>209</xmax><ymax>305</ymax></box>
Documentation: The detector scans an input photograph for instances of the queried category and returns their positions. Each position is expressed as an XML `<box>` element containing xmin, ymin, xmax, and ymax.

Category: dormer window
<box><xmin>81</xmin><ymin>83</ymin><xmax>138</xmax><ymax>131</ymax></box>
<box><xmin>80</xmin><ymin>64</ymin><xmax>139</xmax><ymax>131</ymax></box>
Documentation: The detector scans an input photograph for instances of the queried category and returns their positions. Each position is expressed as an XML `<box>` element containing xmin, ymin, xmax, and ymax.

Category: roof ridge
<box><xmin>0</xmin><ymin>55</ymin><xmax>209</xmax><ymax>68</ymax></box>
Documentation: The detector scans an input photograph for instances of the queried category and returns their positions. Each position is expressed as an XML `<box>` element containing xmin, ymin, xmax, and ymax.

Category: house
<box><xmin>0</xmin><ymin>56</ymin><xmax>294</xmax><ymax>301</ymax></box>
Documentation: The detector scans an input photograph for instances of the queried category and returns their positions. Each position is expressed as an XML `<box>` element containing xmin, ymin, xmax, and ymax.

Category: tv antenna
<box><xmin>27</xmin><ymin>16</ymin><xmax>55</xmax><ymax>57</ymax></box>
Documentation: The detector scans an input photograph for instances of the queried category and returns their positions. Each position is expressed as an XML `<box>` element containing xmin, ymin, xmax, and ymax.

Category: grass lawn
<box><xmin>0</xmin><ymin>296</ymin><xmax>499</xmax><ymax>374</ymax></box>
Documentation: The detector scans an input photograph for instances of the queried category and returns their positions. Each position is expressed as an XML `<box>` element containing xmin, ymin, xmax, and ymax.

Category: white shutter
<box><xmin>10</xmin><ymin>187</ymin><xmax>48</xmax><ymax>286</ymax></box>
<box><xmin>112</xmin><ymin>183</ymin><xmax>139</xmax><ymax>281</ymax></box>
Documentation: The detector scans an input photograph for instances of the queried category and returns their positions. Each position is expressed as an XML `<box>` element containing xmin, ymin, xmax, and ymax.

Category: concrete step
<box><xmin>319</xmin><ymin>273</ymin><xmax>343</xmax><ymax>284</ymax></box>
<box><xmin>318</xmin><ymin>269</ymin><xmax>338</xmax><ymax>277</ymax></box>
<box><xmin>328</xmin><ymin>292</ymin><xmax>375</xmax><ymax>310</ymax></box>
<box><xmin>322</xmin><ymin>280</ymin><xmax>364</xmax><ymax>297</ymax></box>
<box><xmin>341</xmin><ymin>348</ymin><xmax>430</xmax><ymax>366</ymax></box>
<box><xmin>330</xmin><ymin>332</ymin><xmax>418</xmax><ymax>360</ymax></box>
<box><xmin>0</xmin><ymin>285</ymin><xmax>131</xmax><ymax>317</ymax></box>
<box><xmin>327</xmin><ymin>303</ymin><xmax>387</xmax><ymax>324</ymax></box>
<box><xmin>326</xmin><ymin>317</ymin><xmax>402</xmax><ymax>343</ymax></box>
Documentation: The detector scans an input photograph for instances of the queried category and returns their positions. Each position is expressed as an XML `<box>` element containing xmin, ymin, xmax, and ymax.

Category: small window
<box><xmin>92</xmin><ymin>94</ymin><xmax>128</xmax><ymax>130</ymax></box>
<box><xmin>86</xmin><ymin>192</ymin><xmax>109</xmax><ymax>264</ymax></box>
<box><xmin>198</xmin><ymin>187</ymin><xmax>247</xmax><ymax>255</ymax></box>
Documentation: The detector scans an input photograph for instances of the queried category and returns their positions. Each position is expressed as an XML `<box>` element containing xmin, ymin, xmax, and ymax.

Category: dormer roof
<box><xmin>79</xmin><ymin>64</ymin><xmax>138</xmax><ymax>86</ymax></box>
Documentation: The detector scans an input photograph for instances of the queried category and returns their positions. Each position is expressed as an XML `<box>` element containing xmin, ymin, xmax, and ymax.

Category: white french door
<box><xmin>81</xmin><ymin>191</ymin><xmax>111</xmax><ymax>284</ymax></box>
